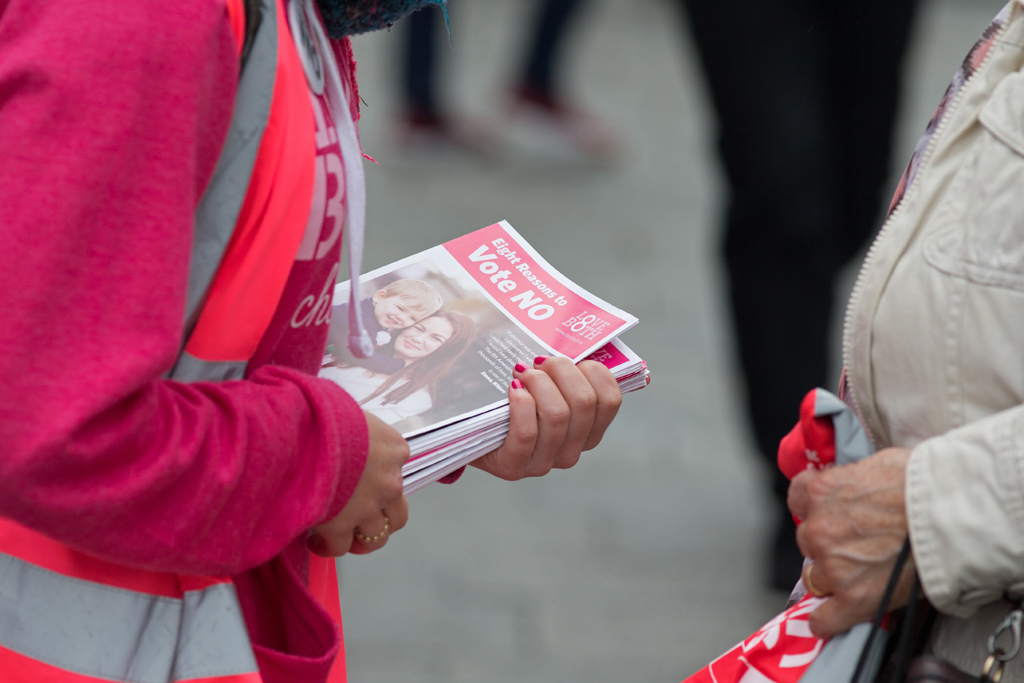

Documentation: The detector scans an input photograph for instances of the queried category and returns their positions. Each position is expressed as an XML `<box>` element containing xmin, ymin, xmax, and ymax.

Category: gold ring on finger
<box><xmin>354</xmin><ymin>516</ymin><xmax>389</xmax><ymax>544</ymax></box>
<box><xmin>802</xmin><ymin>561</ymin><xmax>829</xmax><ymax>598</ymax></box>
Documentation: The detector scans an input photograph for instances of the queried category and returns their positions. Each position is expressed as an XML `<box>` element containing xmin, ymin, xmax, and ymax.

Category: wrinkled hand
<box><xmin>788</xmin><ymin>446</ymin><xmax>915</xmax><ymax>638</ymax></box>
<box><xmin>472</xmin><ymin>356</ymin><xmax>622</xmax><ymax>480</ymax></box>
<box><xmin>310</xmin><ymin>411</ymin><xmax>409</xmax><ymax>557</ymax></box>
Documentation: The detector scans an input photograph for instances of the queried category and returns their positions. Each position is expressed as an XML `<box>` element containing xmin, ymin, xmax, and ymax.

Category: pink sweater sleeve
<box><xmin>0</xmin><ymin>0</ymin><xmax>367</xmax><ymax>575</ymax></box>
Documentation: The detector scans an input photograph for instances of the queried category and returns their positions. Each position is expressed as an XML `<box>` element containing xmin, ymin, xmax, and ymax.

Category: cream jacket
<box><xmin>845</xmin><ymin>1</ymin><xmax>1024</xmax><ymax>676</ymax></box>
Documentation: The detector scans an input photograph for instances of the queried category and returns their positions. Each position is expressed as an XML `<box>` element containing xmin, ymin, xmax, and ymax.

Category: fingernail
<box><xmin>534</xmin><ymin>356</ymin><xmax>547</xmax><ymax>365</ymax></box>
<box><xmin>511</xmin><ymin>379</ymin><xmax>524</xmax><ymax>390</ymax></box>
<box><xmin>306</xmin><ymin>533</ymin><xmax>325</xmax><ymax>554</ymax></box>
<box><xmin>514</xmin><ymin>363</ymin><xmax>527</xmax><ymax>373</ymax></box>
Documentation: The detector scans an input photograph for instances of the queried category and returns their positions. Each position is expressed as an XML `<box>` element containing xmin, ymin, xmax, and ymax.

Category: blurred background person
<box><xmin>678</xmin><ymin>0</ymin><xmax>919</xmax><ymax>591</ymax></box>
<box><xmin>395</xmin><ymin>0</ymin><xmax>619</xmax><ymax>163</ymax></box>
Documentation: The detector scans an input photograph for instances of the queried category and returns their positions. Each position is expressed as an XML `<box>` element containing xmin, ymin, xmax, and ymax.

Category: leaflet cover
<box><xmin>320</xmin><ymin>220</ymin><xmax>638</xmax><ymax>438</ymax></box>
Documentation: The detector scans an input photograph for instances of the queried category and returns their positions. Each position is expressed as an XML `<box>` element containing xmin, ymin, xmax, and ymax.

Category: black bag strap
<box><xmin>851</xmin><ymin>538</ymin><xmax>915</xmax><ymax>683</ymax></box>
<box><xmin>852</xmin><ymin>538</ymin><xmax>1024</xmax><ymax>683</ymax></box>
<box><xmin>890</xmin><ymin>574</ymin><xmax>923</xmax><ymax>679</ymax></box>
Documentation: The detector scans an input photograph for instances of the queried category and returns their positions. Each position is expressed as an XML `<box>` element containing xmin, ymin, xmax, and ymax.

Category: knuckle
<box><xmin>527</xmin><ymin>459</ymin><xmax>554</xmax><ymax>478</ymax></box>
<box><xmin>787</xmin><ymin>478</ymin><xmax>806</xmax><ymax>507</ymax></box>
<box><xmin>801</xmin><ymin>516</ymin><xmax>833</xmax><ymax>546</ymax></box>
<box><xmin>844</xmin><ymin>583</ymin><xmax>870</xmax><ymax>606</ymax></box>
<box><xmin>554</xmin><ymin>452</ymin><xmax>582</xmax><ymax>470</ymax></box>
<box><xmin>808</xmin><ymin>611</ymin><xmax>832</xmax><ymax>639</ymax></box>
<box><xmin>394</xmin><ymin>439</ymin><xmax>411</xmax><ymax>461</ymax></box>
<box><xmin>571</xmin><ymin>387</ymin><xmax>598</xmax><ymax>414</ymax></box>
<box><xmin>795</xmin><ymin>525</ymin><xmax>814</xmax><ymax>557</ymax></box>
<box><xmin>501</xmin><ymin>466</ymin><xmax>528</xmax><ymax>482</ymax></box>
<box><xmin>807</xmin><ymin>471</ymin><xmax>836</xmax><ymax>501</ymax></box>
<box><xmin>493</xmin><ymin>458</ymin><xmax>528</xmax><ymax>481</ymax></box>
<box><xmin>485</xmin><ymin>446</ymin><xmax>531</xmax><ymax>481</ymax></box>
<box><xmin>605</xmin><ymin>389</ymin><xmax>623</xmax><ymax>411</ymax></box>
<box><xmin>513</xmin><ymin>459</ymin><xmax>535</xmax><ymax>480</ymax></box>
<box><xmin>801</xmin><ymin>515</ymin><xmax>824</xmax><ymax>540</ymax></box>
<box><xmin>816</xmin><ymin>515</ymin><xmax>848</xmax><ymax>544</ymax></box>
<box><xmin>384</xmin><ymin>475</ymin><xmax>404</xmax><ymax>502</ymax></box>
<box><xmin>326</xmin><ymin>534</ymin><xmax>353</xmax><ymax>557</ymax></box>
<box><xmin>547</xmin><ymin>356</ymin><xmax>572</xmax><ymax>370</ymax></box>
<box><xmin>798</xmin><ymin>519</ymin><xmax>832</xmax><ymax>557</ymax></box>
<box><xmin>544</xmin><ymin>405</ymin><xmax>571</xmax><ymax>429</ymax></box>
<box><xmin>513</xmin><ymin>421</ymin><xmax>538</xmax><ymax>444</ymax></box>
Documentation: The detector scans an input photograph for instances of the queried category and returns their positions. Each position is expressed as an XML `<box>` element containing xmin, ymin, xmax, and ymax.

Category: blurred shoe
<box><xmin>501</xmin><ymin>83</ymin><xmax>621</xmax><ymax>166</ymax></box>
<box><xmin>390</xmin><ymin>107</ymin><xmax>496</xmax><ymax>165</ymax></box>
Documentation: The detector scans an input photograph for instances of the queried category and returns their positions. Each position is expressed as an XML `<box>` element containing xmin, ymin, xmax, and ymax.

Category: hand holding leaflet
<box><xmin>471</xmin><ymin>354</ymin><xmax>622</xmax><ymax>480</ymax></box>
<box><xmin>318</xmin><ymin>220</ymin><xmax>647</xmax><ymax>492</ymax></box>
<box><xmin>309</xmin><ymin>411</ymin><xmax>410</xmax><ymax>557</ymax></box>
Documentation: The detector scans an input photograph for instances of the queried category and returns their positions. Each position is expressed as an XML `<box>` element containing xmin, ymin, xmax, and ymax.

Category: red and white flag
<box><xmin>684</xmin><ymin>595</ymin><xmax>827</xmax><ymax>683</ymax></box>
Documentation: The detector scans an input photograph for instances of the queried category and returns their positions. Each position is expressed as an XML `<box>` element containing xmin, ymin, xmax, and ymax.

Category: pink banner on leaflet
<box><xmin>444</xmin><ymin>224</ymin><xmax>629</xmax><ymax>359</ymax></box>
<box><xmin>587</xmin><ymin>342</ymin><xmax>629</xmax><ymax>370</ymax></box>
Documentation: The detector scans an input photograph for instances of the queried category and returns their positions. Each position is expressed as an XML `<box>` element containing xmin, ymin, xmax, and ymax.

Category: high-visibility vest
<box><xmin>0</xmin><ymin>0</ymin><xmax>353</xmax><ymax>680</ymax></box>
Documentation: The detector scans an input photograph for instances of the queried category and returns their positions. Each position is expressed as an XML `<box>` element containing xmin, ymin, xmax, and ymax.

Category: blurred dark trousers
<box><xmin>402</xmin><ymin>0</ymin><xmax>586</xmax><ymax>111</ymax></box>
<box><xmin>679</xmin><ymin>0</ymin><xmax>917</xmax><ymax>566</ymax></box>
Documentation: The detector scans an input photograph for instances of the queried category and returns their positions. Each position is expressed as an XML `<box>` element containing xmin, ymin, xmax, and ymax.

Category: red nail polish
<box><xmin>511</xmin><ymin>379</ymin><xmax>524</xmax><ymax>390</ymax></box>
<box><xmin>534</xmin><ymin>356</ymin><xmax>547</xmax><ymax>365</ymax></box>
<box><xmin>514</xmin><ymin>363</ymin><xmax>527</xmax><ymax>373</ymax></box>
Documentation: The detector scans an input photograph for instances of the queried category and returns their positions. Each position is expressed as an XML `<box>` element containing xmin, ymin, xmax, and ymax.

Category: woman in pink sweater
<box><xmin>0</xmin><ymin>1</ymin><xmax>622</xmax><ymax>681</ymax></box>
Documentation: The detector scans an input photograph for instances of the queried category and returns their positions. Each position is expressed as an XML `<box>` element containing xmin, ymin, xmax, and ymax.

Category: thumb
<box><xmin>808</xmin><ymin>596</ymin><xmax>866</xmax><ymax>640</ymax></box>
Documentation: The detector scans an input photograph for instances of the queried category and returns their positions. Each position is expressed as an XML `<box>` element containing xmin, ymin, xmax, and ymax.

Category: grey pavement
<box><xmin>338</xmin><ymin>2</ymin><xmax>1006</xmax><ymax>681</ymax></box>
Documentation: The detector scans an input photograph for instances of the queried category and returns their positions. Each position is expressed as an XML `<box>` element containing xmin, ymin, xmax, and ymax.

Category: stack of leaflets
<box><xmin>321</xmin><ymin>221</ymin><xmax>647</xmax><ymax>493</ymax></box>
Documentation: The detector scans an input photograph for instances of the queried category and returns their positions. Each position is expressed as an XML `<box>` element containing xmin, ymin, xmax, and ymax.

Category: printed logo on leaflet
<box><xmin>561</xmin><ymin>311</ymin><xmax>610</xmax><ymax>341</ymax></box>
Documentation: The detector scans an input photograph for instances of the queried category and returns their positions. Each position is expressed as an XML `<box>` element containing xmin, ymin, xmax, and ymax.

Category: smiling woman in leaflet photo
<box><xmin>320</xmin><ymin>308</ymin><xmax>477</xmax><ymax>425</ymax></box>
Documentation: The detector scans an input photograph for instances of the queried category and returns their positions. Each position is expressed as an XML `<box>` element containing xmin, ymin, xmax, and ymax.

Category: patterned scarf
<box><xmin>316</xmin><ymin>0</ymin><xmax>446</xmax><ymax>37</ymax></box>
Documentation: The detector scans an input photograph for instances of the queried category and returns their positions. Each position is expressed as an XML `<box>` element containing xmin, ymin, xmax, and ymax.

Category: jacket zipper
<box><xmin>840</xmin><ymin>15</ymin><xmax>1011</xmax><ymax>447</ymax></box>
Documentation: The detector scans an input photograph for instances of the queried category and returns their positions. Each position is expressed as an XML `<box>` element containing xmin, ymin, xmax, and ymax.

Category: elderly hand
<box><xmin>472</xmin><ymin>356</ymin><xmax>622</xmax><ymax>480</ymax></box>
<box><xmin>309</xmin><ymin>411</ymin><xmax>409</xmax><ymax>557</ymax></box>
<box><xmin>788</xmin><ymin>446</ymin><xmax>916</xmax><ymax>638</ymax></box>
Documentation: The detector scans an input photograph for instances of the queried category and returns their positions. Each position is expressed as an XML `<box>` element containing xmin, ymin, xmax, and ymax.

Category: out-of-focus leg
<box><xmin>679</xmin><ymin>0</ymin><xmax>917</xmax><ymax>590</ymax></box>
<box><xmin>519</xmin><ymin>0</ymin><xmax>587</xmax><ymax>96</ymax></box>
<box><xmin>401</xmin><ymin>6</ymin><xmax>440</xmax><ymax>117</ymax></box>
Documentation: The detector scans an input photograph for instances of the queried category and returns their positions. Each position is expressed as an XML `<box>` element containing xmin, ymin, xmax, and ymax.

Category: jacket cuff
<box><xmin>906</xmin><ymin>409</ymin><xmax>1024</xmax><ymax>619</ymax></box>
<box><xmin>314</xmin><ymin>377</ymin><xmax>369</xmax><ymax>524</ymax></box>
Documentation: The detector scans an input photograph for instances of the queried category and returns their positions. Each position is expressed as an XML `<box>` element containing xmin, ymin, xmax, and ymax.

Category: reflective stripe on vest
<box><xmin>174</xmin><ymin>0</ymin><xmax>320</xmax><ymax>382</ymax></box>
<box><xmin>0</xmin><ymin>521</ymin><xmax>260</xmax><ymax>682</ymax></box>
<box><xmin>171</xmin><ymin>0</ymin><xmax>281</xmax><ymax>382</ymax></box>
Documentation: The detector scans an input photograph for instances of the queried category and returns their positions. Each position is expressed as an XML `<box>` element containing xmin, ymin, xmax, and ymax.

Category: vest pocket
<box><xmin>925</xmin><ymin>69</ymin><xmax>1024</xmax><ymax>291</ymax></box>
